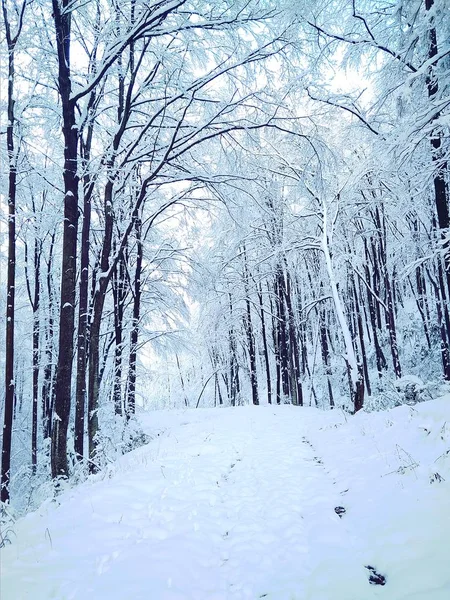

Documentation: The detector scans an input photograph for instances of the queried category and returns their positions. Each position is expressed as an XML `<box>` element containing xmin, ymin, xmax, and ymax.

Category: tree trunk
<box><xmin>112</xmin><ymin>254</ymin><xmax>126</xmax><ymax>416</ymax></box>
<box><xmin>322</xmin><ymin>203</ymin><xmax>363</xmax><ymax>412</ymax></box>
<box><xmin>88</xmin><ymin>178</ymin><xmax>114</xmax><ymax>471</ymax></box>
<box><xmin>352</xmin><ymin>273</ymin><xmax>371</xmax><ymax>396</ymax></box>
<box><xmin>42</xmin><ymin>231</ymin><xmax>57</xmax><ymax>441</ymax></box>
<box><xmin>280</xmin><ymin>271</ymin><xmax>300</xmax><ymax>406</ymax></box>
<box><xmin>242</xmin><ymin>249</ymin><xmax>259</xmax><ymax>405</ymax></box>
<box><xmin>258</xmin><ymin>285</ymin><xmax>272</xmax><ymax>404</ymax></box>
<box><xmin>425</xmin><ymin>0</ymin><xmax>450</xmax><ymax>292</ymax></box>
<box><xmin>363</xmin><ymin>239</ymin><xmax>387</xmax><ymax>375</ymax></box>
<box><xmin>275</xmin><ymin>267</ymin><xmax>289</xmax><ymax>399</ymax></box>
<box><xmin>426</xmin><ymin>266</ymin><xmax>450</xmax><ymax>379</ymax></box>
<box><xmin>319</xmin><ymin>308</ymin><xmax>334</xmax><ymax>408</ymax></box>
<box><xmin>31</xmin><ymin>238</ymin><xmax>41</xmax><ymax>475</ymax></box>
<box><xmin>127</xmin><ymin>214</ymin><xmax>143</xmax><ymax>418</ymax></box>
<box><xmin>51</xmin><ymin>0</ymin><xmax>80</xmax><ymax>479</ymax></box>
<box><xmin>74</xmin><ymin>108</ymin><xmax>95</xmax><ymax>461</ymax></box>
<box><xmin>1</xmin><ymin>0</ymin><xmax>25</xmax><ymax>503</ymax></box>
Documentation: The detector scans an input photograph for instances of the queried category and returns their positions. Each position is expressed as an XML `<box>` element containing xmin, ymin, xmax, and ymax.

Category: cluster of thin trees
<box><xmin>1</xmin><ymin>0</ymin><xmax>449</xmax><ymax>509</ymax></box>
<box><xmin>196</xmin><ymin>143</ymin><xmax>449</xmax><ymax>414</ymax></box>
<box><xmin>190</xmin><ymin>0</ymin><xmax>450</xmax><ymax>411</ymax></box>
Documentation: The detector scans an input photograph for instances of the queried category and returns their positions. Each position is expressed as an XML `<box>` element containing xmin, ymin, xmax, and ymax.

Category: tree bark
<box><xmin>425</xmin><ymin>0</ymin><xmax>450</xmax><ymax>292</ymax></box>
<box><xmin>51</xmin><ymin>0</ymin><xmax>80</xmax><ymax>479</ymax></box>
<box><xmin>74</xmin><ymin>101</ymin><xmax>96</xmax><ymax>461</ymax></box>
<box><xmin>112</xmin><ymin>254</ymin><xmax>126</xmax><ymax>416</ymax></box>
<box><xmin>242</xmin><ymin>249</ymin><xmax>259</xmax><ymax>405</ymax></box>
<box><xmin>257</xmin><ymin>285</ymin><xmax>272</xmax><ymax>404</ymax></box>
<box><xmin>319</xmin><ymin>308</ymin><xmax>334</xmax><ymax>408</ymax></box>
<box><xmin>1</xmin><ymin>0</ymin><xmax>26</xmax><ymax>503</ymax></box>
<box><xmin>127</xmin><ymin>214</ymin><xmax>143</xmax><ymax>418</ymax></box>
<box><xmin>88</xmin><ymin>178</ymin><xmax>114</xmax><ymax>471</ymax></box>
<box><xmin>42</xmin><ymin>231</ymin><xmax>57</xmax><ymax>441</ymax></box>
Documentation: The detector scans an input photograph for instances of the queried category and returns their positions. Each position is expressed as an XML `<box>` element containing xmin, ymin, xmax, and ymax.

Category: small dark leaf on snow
<box><xmin>365</xmin><ymin>565</ymin><xmax>386</xmax><ymax>585</ymax></box>
<box><xmin>334</xmin><ymin>506</ymin><xmax>346</xmax><ymax>517</ymax></box>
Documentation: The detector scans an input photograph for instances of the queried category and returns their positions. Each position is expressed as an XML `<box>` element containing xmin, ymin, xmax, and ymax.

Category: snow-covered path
<box><xmin>2</xmin><ymin>402</ymin><xmax>450</xmax><ymax>599</ymax></box>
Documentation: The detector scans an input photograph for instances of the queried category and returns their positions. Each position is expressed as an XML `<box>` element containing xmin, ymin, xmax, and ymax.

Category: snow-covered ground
<box><xmin>2</xmin><ymin>398</ymin><xmax>450</xmax><ymax>600</ymax></box>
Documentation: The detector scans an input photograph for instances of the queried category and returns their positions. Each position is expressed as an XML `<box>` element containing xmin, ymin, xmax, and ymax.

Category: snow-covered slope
<box><xmin>2</xmin><ymin>399</ymin><xmax>450</xmax><ymax>600</ymax></box>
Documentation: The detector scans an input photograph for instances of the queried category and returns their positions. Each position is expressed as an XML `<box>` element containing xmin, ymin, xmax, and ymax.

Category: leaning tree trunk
<box><xmin>322</xmin><ymin>203</ymin><xmax>364</xmax><ymax>413</ymax></box>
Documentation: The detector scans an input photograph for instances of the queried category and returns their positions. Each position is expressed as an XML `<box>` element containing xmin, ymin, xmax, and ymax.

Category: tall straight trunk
<box><xmin>1</xmin><ymin>46</ymin><xmax>16</xmax><ymax>501</ymax></box>
<box><xmin>352</xmin><ymin>274</ymin><xmax>371</xmax><ymax>396</ymax></box>
<box><xmin>269</xmin><ymin>283</ymin><xmax>282</xmax><ymax>404</ymax></box>
<box><xmin>243</xmin><ymin>302</ymin><xmax>259</xmax><ymax>405</ymax></box>
<box><xmin>275</xmin><ymin>267</ymin><xmax>289</xmax><ymax>399</ymax></box>
<box><xmin>42</xmin><ymin>231</ymin><xmax>57</xmax><ymax>440</ymax></box>
<box><xmin>74</xmin><ymin>196</ymin><xmax>91</xmax><ymax>459</ymax></box>
<box><xmin>1</xmin><ymin>0</ymin><xmax>25</xmax><ymax>503</ymax></box>
<box><xmin>88</xmin><ymin>178</ymin><xmax>114</xmax><ymax>471</ymax></box>
<box><xmin>177</xmin><ymin>354</ymin><xmax>189</xmax><ymax>407</ymax></box>
<box><xmin>437</xmin><ymin>257</ymin><xmax>450</xmax><ymax>346</ymax></box>
<box><xmin>417</xmin><ymin>263</ymin><xmax>431</xmax><ymax>324</ymax></box>
<box><xmin>437</xmin><ymin>258</ymin><xmax>450</xmax><ymax>380</ymax></box>
<box><xmin>27</xmin><ymin>237</ymin><xmax>41</xmax><ymax>475</ymax></box>
<box><xmin>51</xmin><ymin>0</ymin><xmax>80</xmax><ymax>479</ymax></box>
<box><xmin>127</xmin><ymin>214</ymin><xmax>143</xmax><ymax>418</ymax></box>
<box><xmin>368</xmin><ymin>238</ymin><xmax>383</xmax><ymax>330</ymax></box>
<box><xmin>409</xmin><ymin>216</ymin><xmax>433</xmax><ymax>347</ymax></box>
<box><xmin>74</xmin><ymin>103</ymin><xmax>96</xmax><ymax>461</ymax></box>
<box><xmin>425</xmin><ymin>0</ymin><xmax>450</xmax><ymax>293</ymax></box>
<box><xmin>284</xmin><ymin>271</ymin><xmax>302</xmax><ymax>406</ymax></box>
<box><xmin>408</xmin><ymin>276</ymin><xmax>432</xmax><ymax>350</ymax></box>
<box><xmin>228</xmin><ymin>295</ymin><xmax>240</xmax><ymax>406</ymax></box>
<box><xmin>385</xmin><ymin>275</ymin><xmax>402</xmax><ymax>378</ymax></box>
<box><xmin>319</xmin><ymin>308</ymin><xmax>334</xmax><ymax>408</ymax></box>
<box><xmin>242</xmin><ymin>249</ymin><xmax>258</xmax><ymax>405</ymax></box>
<box><xmin>363</xmin><ymin>239</ymin><xmax>387</xmax><ymax>375</ymax></box>
<box><xmin>426</xmin><ymin>266</ymin><xmax>450</xmax><ymax>379</ymax></box>
<box><xmin>112</xmin><ymin>254</ymin><xmax>126</xmax><ymax>416</ymax></box>
<box><xmin>372</xmin><ymin>207</ymin><xmax>402</xmax><ymax>378</ymax></box>
<box><xmin>380</xmin><ymin>252</ymin><xmax>402</xmax><ymax>378</ymax></box>
<box><xmin>295</xmin><ymin>280</ymin><xmax>308</xmax><ymax>377</ymax></box>
<box><xmin>258</xmin><ymin>285</ymin><xmax>272</xmax><ymax>404</ymax></box>
<box><xmin>215</xmin><ymin>373</ymin><xmax>223</xmax><ymax>406</ymax></box>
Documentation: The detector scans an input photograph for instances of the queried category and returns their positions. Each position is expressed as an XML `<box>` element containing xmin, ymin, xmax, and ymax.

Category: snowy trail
<box><xmin>2</xmin><ymin>403</ymin><xmax>450</xmax><ymax>599</ymax></box>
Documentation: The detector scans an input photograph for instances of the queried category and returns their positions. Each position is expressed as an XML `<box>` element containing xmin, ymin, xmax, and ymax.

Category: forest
<box><xmin>1</xmin><ymin>0</ymin><xmax>450</xmax><ymax>516</ymax></box>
